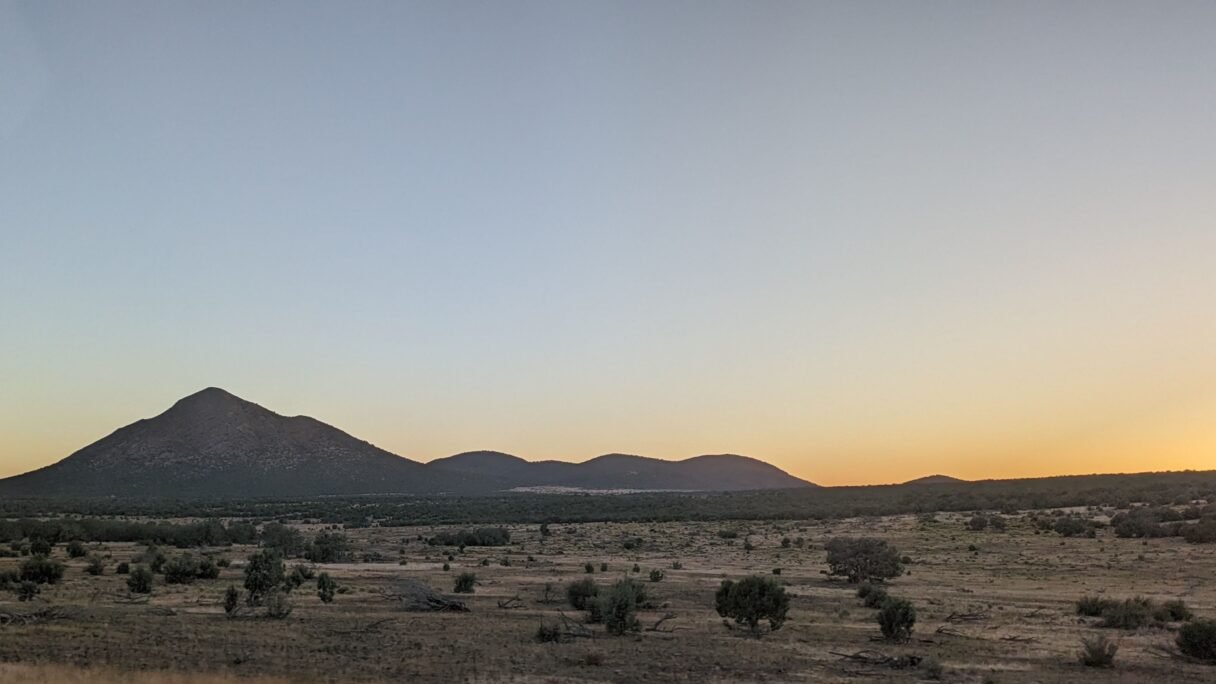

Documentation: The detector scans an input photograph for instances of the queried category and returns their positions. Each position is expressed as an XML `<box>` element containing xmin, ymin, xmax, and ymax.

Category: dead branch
<box><xmin>497</xmin><ymin>595</ymin><xmax>523</xmax><ymax>609</ymax></box>
<box><xmin>328</xmin><ymin>618</ymin><xmax>397</xmax><ymax>635</ymax></box>
<box><xmin>945</xmin><ymin>611</ymin><xmax>989</xmax><ymax>623</ymax></box>
<box><xmin>829</xmin><ymin>650</ymin><xmax>922</xmax><ymax>669</ymax></box>
<box><xmin>0</xmin><ymin>606</ymin><xmax>74</xmax><ymax>626</ymax></box>
<box><xmin>645</xmin><ymin>612</ymin><xmax>679</xmax><ymax>632</ymax></box>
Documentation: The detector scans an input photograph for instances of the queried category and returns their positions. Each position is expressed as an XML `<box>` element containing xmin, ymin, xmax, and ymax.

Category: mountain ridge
<box><xmin>0</xmin><ymin>388</ymin><xmax>814</xmax><ymax>498</ymax></box>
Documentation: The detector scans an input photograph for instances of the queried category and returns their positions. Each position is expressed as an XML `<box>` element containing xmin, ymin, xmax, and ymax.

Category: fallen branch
<box><xmin>328</xmin><ymin>618</ymin><xmax>397</xmax><ymax>635</ymax></box>
<box><xmin>645</xmin><ymin>612</ymin><xmax>679</xmax><ymax>633</ymax></box>
<box><xmin>829</xmin><ymin>650</ymin><xmax>922</xmax><ymax>669</ymax></box>
<box><xmin>497</xmin><ymin>595</ymin><xmax>523</xmax><ymax>609</ymax></box>
<box><xmin>0</xmin><ymin>607</ymin><xmax>74</xmax><ymax>626</ymax></box>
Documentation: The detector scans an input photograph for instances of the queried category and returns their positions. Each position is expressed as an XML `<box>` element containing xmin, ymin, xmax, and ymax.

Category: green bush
<box><xmin>1154</xmin><ymin>599</ymin><xmax>1192</xmax><ymax>622</ymax></box>
<box><xmin>223</xmin><ymin>585</ymin><xmax>241</xmax><ymax>615</ymax></box>
<box><xmin>304</xmin><ymin>530</ymin><xmax>352</xmax><ymax>562</ymax></box>
<box><xmin>598</xmin><ymin>578</ymin><xmax>642</xmax><ymax>636</ymax></box>
<box><xmin>20</xmin><ymin>555</ymin><xmax>65</xmax><ymax>585</ymax></box>
<box><xmin>649</xmin><ymin>569</ymin><xmax>664</xmax><ymax>582</ymax></box>
<box><xmin>1177</xmin><ymin>619</ymin><xmax>1216</xmax><ymax>662</ymax></box>
<box><xmin>66</xmin><ymin>540</ymin><xmax>87</xmax><ymax>558</ymax></box>
<box><xmin>163</xmin><ymin>553</ymin><xmax>201</xmax><ymax>584</ymax></box>
<box><xmin>115</xmin><ymin>561</ymin><xmax>130</xmax><ymax>574</ymax></box>
<box><xmin>453</xmin><ymin>572</ymin><xmax>476</xmax><ymax>593</ymax></box>
<box><xmin>714</xmin><ymin>576</ymin><xmax>790</xmax><ymax>635</ymax></box>
<box><xmin>428</xmin><ymin>527</ymin><xmax>510</xmax><ymax>547</ymax></box>
<box><xmin>584</xmin><ymin>562</ymin><xmax>595</xmax><ymax>573</ymax></box>
<box><xmin>1099</xmin><ymin>597</ymin><xmax>1153</xmax><ymax>630</ymax></box>
<box><xmin>1079</xmin><ymin>635</ymin><xmax>1118</xmax><ymax>667</ymax></box>
<box><xmin>317</xmin><ymin>572</ymin><xmax>336</xmax><ymax>603</ymax></box>
<box><xmin>16</xmin><ymin>581</ymin><xmax>40</xmax><ymax>602</ymax></box>
<box><xmin>826</xmin><ymin>537</ymin><xmax>903</xmax><ymax>583</ymax></box>
<box><xmin>127</xmin><ymin>566</ymin><xmax>154</xmax><ymax>594</ymax></box>
<box><xmin>244</xmin><ymin>550</ymin><xmax>285</xmax><ymax>606</ymax></box>
<box><xmin>863</xmin><ymin>586</ymin><xmax>889</xmax><ymax>609</ymax></box>
<box><xmin>535</xmin><ymin>622</ymin><xmax>563</xmax><ymax>643</ymax></box>
<box><xmin>566</xmin><ymin>578</ymin><xmax>599</xmax><ymax>610</ymax></box>
<box><xmin>1076</xmin><ymin>595</ymin><xmax>1115</xmax><ymax>617</ymax></box>
<box><xmin>85</xmin><ymin>555</ymin><xmax>105</xmax><ymax>576</ymax></box>
<box><xmin>877</xmin><ymin>597</ymin><xmax>916</xmax><ymax>642</ymax></box>
<box><xmin>265</xmin><ymin>590</ymin><xmax>293</xmax><ymax>619</ymax></box>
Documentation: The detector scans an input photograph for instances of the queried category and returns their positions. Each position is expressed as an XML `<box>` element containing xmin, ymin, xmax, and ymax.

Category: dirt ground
<box><xmin>1</xmin><ymin>511</ymin><xmax>1214</xmax><ymax>682</ymax></box>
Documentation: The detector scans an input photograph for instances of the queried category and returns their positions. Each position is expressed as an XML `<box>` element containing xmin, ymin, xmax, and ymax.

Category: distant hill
<box><xmin>902</xmin><ymin>474</ymin><xmax>966</xmax><ymax>485</ymax></box>
<box><xmin>0</xmin><ymin>388</ymin><xmax>813</xmax><ymax>498</ymax></box>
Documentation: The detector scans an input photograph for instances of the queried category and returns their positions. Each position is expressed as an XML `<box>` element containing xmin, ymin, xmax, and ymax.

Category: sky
<box><xmin>1</xmin><ymin>1</ymin><xmax>1213</xmax><ymax>486</ymax></box>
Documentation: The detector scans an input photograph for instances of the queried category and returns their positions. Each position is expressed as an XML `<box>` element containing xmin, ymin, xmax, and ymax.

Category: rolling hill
<box><xmin>0</xmin><ymin>388</ymin><xmax>813</xmax><ymax>498</ymax></box>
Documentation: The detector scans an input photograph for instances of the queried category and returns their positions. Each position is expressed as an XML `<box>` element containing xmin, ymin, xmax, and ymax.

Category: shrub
<box><xmin>1053</xmin><ymin>517</ymin><xmax>1088</xmax><ymax>537</ymax></box>
<box><xmin>599</xmin><ymin>578</ymin><xmax>642</xmax><ymax>636</ymax></box>
<box><xmin>715</xmin><ymin>576</ymin><xmax>790</xmax><ymax>635</ymax></box>
<box><xmin>671</xmin><ymin>560</ymin><xmax>682</xmax><ymax>570</ymax></box>
<box><xmin>1099</xmin><ymin>597</ymin><xmax>1153</xmax><ymax>630</ymax></box>
<box><xmin>223</xmin><ymin>585</ymin><xmax>241</xmax><ymax>615</ymax></box>
<box><xmin>285</xmin><ymin>564</ymin><xmax>314</xmax><ymax>591</ymax></box>
<box><xmin>317</xmin><ymin>572</ymin><xmax>337</xmax><ymax>603</ymax></box>
<box><xmin>136</xmin><ymin>545</ymin><xmax>167</xmax><ymax>573</ymax></box>
<box><xmin>127</xmin><ymin>566</ymin><xmax>154</xmax><ymax>594</ymax></box>
<box><xmin>1183</xmin><ymin>518</ymin><xmax>1216</xmax><ymax>544</ymax></box>
<box><xmin>115</xmin><ymin>561</ymin><xmax>130</xmax><ymax>575</ymax></box>
<box><xmin>649</xmin><ymin>569</ymin><xmax>664</xmax><ymax>582</ymax></box>
<box><xmin>967</xmin><ymin>515</ymin><xmax>988</xmax><ymax>531</ymax></box>
<box><xmin>825</xmin><ymin>537</ymin><xmax>903</xmax><ymax>583</ymax></box>
<box><xmin>16</xmin><ymin>581</ymin><xmax>40</xmax><ymax>602</ymax></box>
<box><xmin>244</xmin><ymin>550</ymin><xmax>285</xmax><ymax>606</ymax></box>
<box><xmin>584</xmin><ymin>562</ymin><xmax>595</xmax><ymax>573</ymax></box>
<box><xmin>163</xmin><ymin>553</ymin><xmax>201</xmax><ymax>584</ymax></box>
<box><xmin>428</xmin><ymin>527</ymin><xmax>511</xmax><ymax>547</ymax></box>
<box><xmin>442</xmin><ymin>562</ymin><xmax>450</xmax><ymax>571</ymax></box>
<box><xmin>877</xmin><ymin>597</ymin><xmax>916</xmax><ymax>642</ymax></box>
<box><xmin>196</xmin><ymin>557</ymin><xmax>220</xmax><ymax>579</ymax></box>
<box><xmin>453</xmin><ymin>572</ymin><xmax>476</xmax><ymax>593</ymax></box>
<box><xmin>265</xmin><ymin>590</ymin><xmax>293</xmax><ymax>619</ymax></box>
<box><xmin>304</xmin><ymin>530</ymin><xmax>352</xmax><ymax>563</ymax></box>
<box><xmin>567</xmin><ymin>578</ymin><xmax>599</xmax><ymax>610</ymax></box>
<box><xmin>85</xmin><ymin>555</ymin><xmax>105</xmax><ymax>576</ymax></box>
<box><xmin>535</xmin><ymin>622</ymin><xmax>563</xmax><ymax>643</ymax></box>
<box><xmin>989</xmin><ymin>515</ymin><xmax>1008</xmax><ymax>531</ymax></box>
<box><xmin>632</xmin><ymin>564</ymin><xmax>640</xmax><ymax>573</ymax></box>
<box><xmin>1079</xmin><ymin>635</ymin><xmax>1118</xmax><ymax>667</ymax></box>
<box><xmin>921</xmin><ymin>656</ymin><xmax>943</xmax><ymax>679</ymax></box>
<box><xmin>66</xmin><ymin>540</ymin><xmax>87</xmax><ymax>558</ymax></box>
<box><xmin>20</xmin><ymin>555</ymin><xmax>65</xmax><ymax>585</ymax></box>
<box><xmin>1154</xmin><ymin>599</ymin><xmax>1192</xmax><ymax>622</ymax></box>
<box><xmin>29</xmin><ymin>538</ymin><xmax>52</xmax><ymax>556</ymax></box>
<box><xmin>717</xmin><ymin>530</ymin><xmax>739</xmax><ymax>539</ymax></box>
<box><xmin>863</xmin><ymin>586</ymin><xmax>889</xmax><ymax>609</ymax></box>
<box><xmin>1076</xmin><ymin>595</ymin><xmax>1115</xmax><ymax>617</ymax></box>
<box><xmin>1177</xmin><ymin>619</ymin><xmax>1216</xmax><ymax>662</ymax></box>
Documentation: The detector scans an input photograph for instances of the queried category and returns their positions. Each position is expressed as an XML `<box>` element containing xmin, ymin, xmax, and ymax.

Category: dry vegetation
<box><xmin>2</xmin><ymin>510</ymin><xmax>1216</xmax><ymax>682</ymax></box>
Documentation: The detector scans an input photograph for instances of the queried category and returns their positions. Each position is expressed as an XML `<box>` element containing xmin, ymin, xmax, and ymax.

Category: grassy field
<box><xmin>2</xmin><ymin>511</ymin><xmax>1214</xmax><ymax>682</ymax></box>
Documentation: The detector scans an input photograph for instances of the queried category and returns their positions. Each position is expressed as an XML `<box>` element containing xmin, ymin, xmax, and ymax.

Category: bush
<box><xmin>20</xmin><ymin>555</ymin><xmax>65</xmax><ymax>585</ymax></box>
<box><xmin>265</xmin><ymin>590</ymin><xmax>293</xmax><ymax>619</ymax></box>
<box><xmin>304</xmin><ymin>530</ymin><xmax>352</xmax><ymax>563</ymax></box>
<box><xmin>317</xmin><ymin>572</ymin><xmax>336</xmax><ymax>603</ymax></box>
<box><xmin>453</xmin><ymin>572</ymin><xmax>476</xmax><ymax>593</ymax></box>
<box><xmin>428</xmin><ymin>527</ymin><xmax>511</xmax><ymax>547</ymax></box>
<box><xmin>649</xmin><ymin>569</ymin><xmax>665</xmax><ymax>582</ymax></box>
<box><xmin>244</xmin><ymin>550</ymin><xmax>285</xmax><ymax>606</ymax></box>
<box><xmin>584</xmin><ymin>562</ymin><xmax>595</xmax><ymax>573</ymax></box>
<box><xmin>223</xmin><ymin>585</ymin><xmax>241</xmax><ymax>615</ymax></box>
<box><xmin>136</xmin><ymin>545</ymin><xmax>167</xmax><ymax>573</ymax></box>
<box><xmin>1053</xmin><ymin>517</ymin><xmax>1088</xmax><ymax>537</ymax></box>
<box><xmin>599</xmin><ymin>562</ymin><xmax>608</xmax><ymax>572</ymax></box>
<box><xmin>715</xmin><ymin>576</ymin><xmax>790</xmax><ymax>635</ymax></box>
<box><xmin>127</xmin><ymin>566</ymin><xmax>154</xmax><ymax>594</ymax></box>
<box><xmin>877</xmin><ymin>597</ymin><xmax>916</xmax><ymax>642</ymax></box>
<box><xmin>566</xmin><ymin>578</ymin><xmax>599</xmax><ymax>610</ymax></box>
<box><xmin>163</xmin><ymin>553</ymin><xmax>201</xmax><ymax>584</ymax></box>
<box><xmin>825</xmin><ymin>537</ymin><xmax>903</xmax><ymax>583</ymax></box>
<box><xmin>921</xmin><ymin>656</ymin><xmax>943</xmax><ymax>679</ymax></box>
<box><xmin>671</xmin><ymin>560</ymin><xmax>682</xmax><ymax>570</ymax></box>
<box><xmin>1154</xmin><ymin>599</ymin><xmax>1192</xmax><ymax>622</ymax></box>
<box><xmin>1183</xmin><ymin>518</ymin><xmax>1216</xmax><ymax>544</ymax></box>
<box><xmin>863</xmin><ymin>586</ymin><xmax>889</xmax><ymax>609</ymax></box>
<box><xmin>196</xmin><ymin>557</ymin><xmax>220</xmax><ymax>579</ymax></box>
<box><xmin>535</xmin><ymin>622</ymin><xmax>563</xmax><ymax>643</ymax></box>
<box><xmin>967</xmin><ymin>515</ymin><xmax>988</xmax><ymax>531</ymax></box>
<box><xmin>1177</xmin><ymin>619</ymin><xmax>1216</xmax><ymax>662</ymax></box>
<box><xmin>1079</xmin><ymin>635</ymin><xmax>1118</xmax><ymax>667</ymax></box>
<box><xmin>29</xmin><ymin>538</ymin><xmax>52</xmax><ymax>556</ymax></box>
<box><xmin>16</xmin><ymin>581</ymin><xmax>40</xmax><ymax>602</ymax></box>
<box><xmin>85</xmin><ymin>555</ymin><xmax>105</xmax><ymax>576</ymax></box>
<box><xmin>1076</xmin><ymin>595</ymin><xmax>1115</xmax><ymax>617</ymax></box>
<box><xmin>598</xmin><ymin>578</ymin><xmax>642</xmax><ymax>636</ymax></box>
<box><xmin>717</xmin><ymin>530</ymin><xmax>739</xmax><ymax>539</ymax></box>
<box><xmin>115</xmin><ymin>561</ymin><xmax>130</xmax><ymax>575</ymax></box>
<box><xmin>66</xmin><ymin>540</ymin><xmax>87</xmax><ymax>558</ymax></box>
<box><xmin>988</xmin><ymin>515</ymin><xmax>1008</xmax><ymax>531</ymax></box>
<box><xmin>1099</xmin><ymin>597</ymin><xmax>1153</xmax><ymax>630</ymax></box>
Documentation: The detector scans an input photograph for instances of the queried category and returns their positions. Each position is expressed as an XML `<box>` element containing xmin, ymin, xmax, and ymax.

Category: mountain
<box><xmin>902</xmin><ymin>474</ymin><xmax>966</xmax><ymax>485</ymax></box>
<box><xmin>0</xmin><ymin>388</ymin><xmax>813</xmax><ymax>498</ymax></box>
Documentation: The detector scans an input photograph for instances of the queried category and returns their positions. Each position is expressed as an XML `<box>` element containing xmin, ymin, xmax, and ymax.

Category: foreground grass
<box><xmin>0</xmin><ymin>663</ymin><xmax>294</xmax><ymax>684</ymax></box>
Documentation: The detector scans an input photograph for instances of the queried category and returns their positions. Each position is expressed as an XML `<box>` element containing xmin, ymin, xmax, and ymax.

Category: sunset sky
<box><xmin>1</xmin><ymin>2</ymin><xmax>1213</xmax><ymax>485</ymax></box>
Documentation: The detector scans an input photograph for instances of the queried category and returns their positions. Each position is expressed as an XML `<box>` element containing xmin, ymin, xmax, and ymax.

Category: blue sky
<box><xmin>1</xmin><ymin>1</ymin><xmax>1214</xmax><ymax>483</ymax></box>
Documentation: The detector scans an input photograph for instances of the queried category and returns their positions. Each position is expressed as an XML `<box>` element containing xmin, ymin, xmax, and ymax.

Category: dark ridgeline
<box><xmin>0</xmin><ymin>388</ymin><xmax>814</xmax><ymax>498</ymax></box>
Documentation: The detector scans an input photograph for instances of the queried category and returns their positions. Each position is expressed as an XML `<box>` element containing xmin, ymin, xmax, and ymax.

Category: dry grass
<box><xmin>2</xmin><ymin>512</ymin><xmax>1215</xmax><ymax>682</ymax></box>
<box><xmin>0</xmin><ymin>662</ymin><xmax>293</xmax><ymax>683</ymax></box>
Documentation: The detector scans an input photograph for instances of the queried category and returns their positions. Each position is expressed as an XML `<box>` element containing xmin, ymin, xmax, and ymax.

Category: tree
<box><xmin>599</xmin><ymin>578</ymin><xmax>642</xmax><ymax>635</ymax></box>
<box><xmin>714</xmin><ymin>576</ymin><xmax>790</xmax><ymax>635</ymax></box>
<box><xmin>317</xmin><ymin>572</ymin><xmax>337</xmax><ymax>603</ymax></box>
<box><xmin>825</xmin><ymin>537</ymin><xmax>903</xmax><ymax>583</ymax></box>
<box><xmin>127</xmin><ymin>566</ymin><xmax>154</xmax><ymax>594</ymax></box>
<box><xmin>20</xmin><ymin>555</ymin><xmax>65</xmax><ymax>585</ymax></box>
<box><xmin>244</xmin><ymin>549</ymin><xmax>285</xmax><ymax>606</ymax></box>
<box><xmin>223</xmin><ymin>585</ymin><xmax>241</xmax><ymax>616</ymax></box>
<box><xmin>877</xmin><ymin>597</ymin><xmax>915</xmax><ymax>642</ymax></box>
<box><xmin>304</xmin><ymin>531</ymin><xmax>351</xmax><ymax>563</ymax></box>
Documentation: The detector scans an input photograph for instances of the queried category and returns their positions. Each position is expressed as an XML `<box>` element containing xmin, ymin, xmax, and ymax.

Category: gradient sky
<box><xmin>1</xmin><ymin>1</ymin><xmax>1213</xmax><ymax>485</ymax></box>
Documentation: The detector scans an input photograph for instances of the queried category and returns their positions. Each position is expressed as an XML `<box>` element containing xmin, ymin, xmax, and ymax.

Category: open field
<box><xmin>2</xmin><ymin>509</ymin><xmax>1215</xmax><ymax>682</ymax></box>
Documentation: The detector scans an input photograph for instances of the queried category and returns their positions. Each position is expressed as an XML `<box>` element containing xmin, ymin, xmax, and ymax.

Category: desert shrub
<box><xmin>1053</xmin><ymin>517</ymin><xmax>1088</xmax><ymax>537</ymax></box>
<box><xmin>863</xmin><ymin>586</ymin><xmax>889</xmax><ymax>609</ymax></box>
<box><xmin>567</xmin><ymin>578</ymin><xmax>599</xmax><ymax>610</ymax></box>
<box><xmin>1079</xmin><ymin>635</ymin><xmax>1118</xmax><ymax>667</ymax></box>
<box><xmin>442</xmin><ymin>562</ymin><xmax>450</xmax><ymax>571</ymax></box>
<box><xmin>127</xmin><ymin>566</ymin><xmax>154</xmax><ymax>594</ymax></box>
<box><xmin>244</xmin><ymin>550</ymin><xmax>285</xmax><ymax>606</ymax></box>
<box><xmin>714</xmin><ymin>576</ymin><xmax>790</xmax><ymax>635</ymax></box>
<box><xmin>584</xmin><ymin>562</ymin><xmax>595</xmax><ymax>573</ymax></box>
<box><xmin>163</xmin><ymin>553</ymin><xmax>201</xmax><ymax>584</ymax></box>
<box><xmin>428</xmin><ymin>527</ymin><xmax>510</xmax><ymax>547</ymax></box>
<box><xmin>632</xmin><ymin>564</ymin><xmax>640</xmax><ymax>573</ymax></box>
<box><xmin>717</xmin><ymin>529</ymin><xmax>739</xmax><ymax>539</ymax></box>
<box><xmin>16</xmin><ymin>581</ymin><xmax>40</xmax><ymax>602</ymax></box>
<box><xmin>671</xmin><ymin>560</ymin><xmax>682</xmax><ymax>570</ymax></box>
<box><xmin>196</xmin><ymin>557</ymin><xmax>220</xmax><ymax>579</ymax></box>
<box><xmin>317</xmin><ymin>572</ymin><xmax>336</xmax><ymax>603</ymax></box>
<box><xmin>1076</xmin><ymin>595</ymin><xmax>1116</xmax><ymax>617</ymax></box>
<box><xmin>29</xmin><ymin>538</ymin><xmax>52</xmax><ymax>556</ymax></box>
<box><xmin>1176</xmin><ymin>619</ymin><xmax>1216</xmax><ymax>662</ymax></box>
<box><xmin>771</xmin><ymin>568</ymin><xmax>781</xmax><ymax>575</ymax></box>
<box><xmin>0</xmin><ymin>569</ymin><xmax>17</xmax><ymax>590</ymax></box>
<box><xmin>1099</xmin><ymin>597</ymin><xmax>1153</xmax><ymax>630</ymax></box>
<box><xmin>20</xmin><ymin>555</ymin><xmax>65</xmax><ymax>585</ymax></box>
<box><xmin>115</xmin><ymin>561</ymin><xmax>130</xmax><ymax>574</ymax></box>
<box><xmin>649</xmin><ymin>569</ymin><xmax>664</xmax><ymax>582</ymax></box>
<box><xmin>223</xmin><ymin>585</ymin><xmax>241</xmax><ymax>615</ymax></box>
<box><xmin>825</xmin><ymin>537</ymin><xmax>903</xmax><ymax>583</ymax></box>
<box><xmin>967</xmin><ymin>515</ymin><xmax>988</xmax><ymax>531</ymax></box>
<box><xmin>453</xmin><ymin>572</ymin><xmax>476</xmax><ymax>593</ymax></box>
<box><xmin>988</xmin><ymin>515</ymin><xmax>1007</xmax><ymax>531</ymax></box>
<box><xmin>1182</xmin><ymin>518</ymin><xmax>1216</xmax><ymax>544</ymax></box>
<box><xmin>66</xmin><ymin>540</ymin><xmax>87</xmax><ymax>558</ymax></box>
<box><xmin>304</xmin><ymin>530</ymin><xmax>352</xmax><ymax>562</ymax></box>
<box><xmin>85</xmin><ymin>555</ymin><xmax>105</xmax><ymax>576</ymax></box>
<box><xmin>259</xmin><ymin>523</ymin><xmax>305</xmax><ymax>556</ymax></box>
<box><xmin>877</xmin><ymin>597</ymin><xmax>916</xmax><ymax>642</ymax></box>
<box><xmin>921</xmin><ymin>656</ymin><xmax>943</xmax><ymax>679</ymax></box>
<box><xmin>781</xmin><ymin>537</ymin><xmax>791</xmax><ymax>548</ymax></box>
<box><xmin>535</xmin><ymin>622</ymin><xmax>563</xmax><ymax>643</ymax></box>
<box><xmin>743</xmin><ymin>538</ymin><xmax>755</xmax><ymax>551</ymax></box>
<box><xmin>599</xmin><ymin>578</ymin><xmax>642</xmax><ymax>635</ymax></box>
<box><xmin>265</xmin><ymin>590</ymin><xmax>293</xmax><ymax>619</ymax></box>
<box><xmin>1154</xmin><ymin>599</ymin><xmax>1192</xmax><ymax>622</ymax></box>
